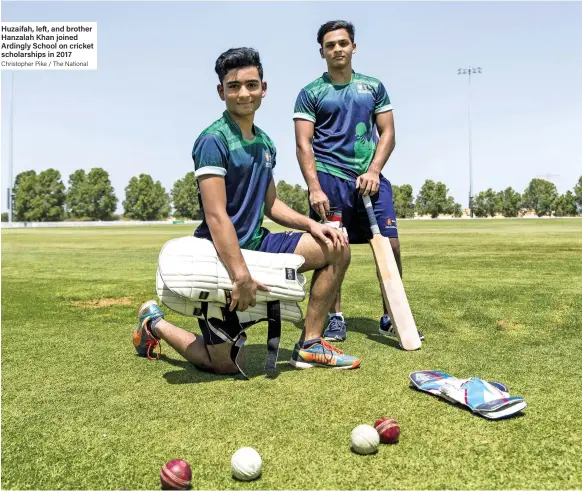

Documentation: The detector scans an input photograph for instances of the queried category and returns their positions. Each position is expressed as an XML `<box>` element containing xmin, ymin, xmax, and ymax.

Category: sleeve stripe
<box><xmin>293</xmin><ymin>112</ymin><xmax>316</xmax><ymax>123</ymax></box>
<box><xmin>375</xmin><ymin>104</ymin><xmax>393</xmax><ymax>114</ymax></box>
<box><xmin>195</xmin><ymin>166</ymin><xmax>227</xmax><ymax>178</ymax></box>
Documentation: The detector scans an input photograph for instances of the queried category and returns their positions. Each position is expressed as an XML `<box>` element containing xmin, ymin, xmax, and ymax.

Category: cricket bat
<box><xmin>362</xmin><ymin>195</ymin><xmax>422</xmax><ymax>351</ymax></box>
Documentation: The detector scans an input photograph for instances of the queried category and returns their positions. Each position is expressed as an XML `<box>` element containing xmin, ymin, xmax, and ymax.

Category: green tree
<box><xmin>14</xmin><ymin>169</ymin><xmax>65</xmax><ymax>221</ymax></box>
<box><xmin>86</xmin><ymin>168</ymin><xmax>118</xmax><ymax>220</ymax></box>
<box><xmin>123</xmin><ymin>174</ymin><xmax>170</xmax><ymax>220</ymax></box>
<box><xmin>171</xmin><ymin>172</ymin><xmax>200</xmax><ymax>219</ymax></box>
<box><xmin>522</xmin><ymin>178</ymin><xmax>558</xmax><ymax>216</ymax></box>
<box><xmin>276</xmin><ymin>180</ymin><xmax>309</xmax><ymax>216</ymax></box>
<box><xmin>553</xmin><ymin>191</ymin><xmax>578</xmax><ymax>217</ymax></box>
<box><xmin>13</xmin><ymin>170</ymin><xmax>37</xmax><ymax>193</ymax></box>
<box><xmin>392</xmin><ymin>184</ymin><xmax>415</xmax><ymax>218</ymax></box>
<box><xmin>13</xmin><ymin>170</ymin><xmax>37</xmax><ymax>220</ymax></box>
<box><xmin>497</xmin><ymin>187</ymin><xmax>522</xmax><ymax>217</ymax></box>
<box><xmin>472</xmin><ymin>188</ymin><xmax>500</xmax><ymax>217</ymax></box>
<box><xmin>65</xmin><ymin>169</ymin><xmax>88</xmax><ymax>218</ymax></box>
<box><xmin>66</xmin><ymin>168</ymin><xmax>118</xmax><ymax>220</ymax></box>
<box><xmin>574</xmin><ymin>175</ymin><xmax>582</xmax><ymax>210</ymax></box>
<box><xmin>452</xmin><ymin>202</ymin><xmax>464</xmax><ymax>218</ymax></box>
<box><xmin>22</xmin><ymin>169</ymin><xmax>66</xmax><ymax>221</ymax></box>
<box><xmin>415</xmin><ymin>179</ymin><xmax>456</xmax><ymax>218</ymax></box>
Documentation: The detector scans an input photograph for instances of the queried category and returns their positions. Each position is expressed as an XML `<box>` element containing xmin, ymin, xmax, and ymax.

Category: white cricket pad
<box><xmin>156</xmin><ymin>269</ymin><xmax>303</xmax><ymax>323</ymax></box>
<box><xmin>158</xmin><ymin>236</ymin><xmax>306</xmax><ymax>304</ymax></box>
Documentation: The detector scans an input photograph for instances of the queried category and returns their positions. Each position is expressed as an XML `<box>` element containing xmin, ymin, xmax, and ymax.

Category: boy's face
<box><xmin>320</xmin><ymin>28</ymin><xmax>356</xmax><ymax>70</ymax></box>
<box><xmin>217</xmin><ymin>66</ymin><xmax>266</xmax><ymax>118</ymax></box>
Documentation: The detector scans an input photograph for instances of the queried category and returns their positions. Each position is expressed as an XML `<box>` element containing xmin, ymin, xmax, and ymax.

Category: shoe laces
<box><xmin>319</xmin><ymin>339</ymin><xmax>344</xmax><ymax>356</ymax></box>
<box><xmin>327</xmin><ymin>317</ymin><xmax>345</xmax><ymax>332</ymax></box>
<box><xmin>381</xmin><ymin>319</ymin><xmax>395</xmax><ymax>334</ymax></box>
<box><xmin>142</xmin><ymin>319</ymin><xmax>162</xmax><ymax>360</ymax></box>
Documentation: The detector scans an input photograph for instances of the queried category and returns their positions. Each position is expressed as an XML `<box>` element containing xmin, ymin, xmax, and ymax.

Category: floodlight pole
<box><xmin>457</xmin><ymin>66</ymin><xmax>481</xmax><ymax>218</ymax></box>
<box><xmin>8</xmin><ymin>71</ymin><xmax>15</xmax><ymax>223</ymax></box>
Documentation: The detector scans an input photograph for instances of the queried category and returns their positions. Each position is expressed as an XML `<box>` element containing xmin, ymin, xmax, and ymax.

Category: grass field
<box><xmin>2</xmin><ymin>219</ymin><xmax>582</xmax><ymax>490</ymax></box>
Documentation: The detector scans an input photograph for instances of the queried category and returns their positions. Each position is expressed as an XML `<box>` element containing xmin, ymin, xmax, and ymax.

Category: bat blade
<box><xmin>369</xmin><ymin>235</ymin><xmax>422</xmax><ymax>351</ymax></box>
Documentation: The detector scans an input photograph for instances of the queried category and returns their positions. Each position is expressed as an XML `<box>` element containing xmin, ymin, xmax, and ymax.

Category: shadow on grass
<box><xmin>290</xmin><ymin>317</ymin><xmax>403</xmax><ymax>349</ymax></box>
<box><xmin>345</xmin><ymin>317</ymin><xmax>402</xmax><ymax>349</ymax></box>
<box><xmin>159</xmin><ymin>344</ymin><xmax>296</xmax><ymax>384</ymax></box>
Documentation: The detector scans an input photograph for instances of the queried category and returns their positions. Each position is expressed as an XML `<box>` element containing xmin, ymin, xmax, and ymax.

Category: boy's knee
<box><xmin>327</xmin><ymin>244</ymin><xmax>351</xmax><ymax>267</ymax></box>
<box><xmin>392</xmin><ymin>245</ymin><xmax>401</xmax><ymax>260</ymax></box>
<box><xmin>193</xmin><ymin>357</ymin><xmax>240</xmax><ymax>375</ymax></box>
<box><xmin>341</xmin><ymin>244</ymin><xmax>351</xmax><ymax>266</ymax></box>
<box><xmin>205</xmin><ymin>343</ymin><xmax>243</xmax><ymax>376</ymax></box>
<box><xmin>211</xmin><ymin>362</ymin><xmax>240</xmax><ymax>375</ymax></box>
<box><xmin>390</xmin><ymin>239</ymin><xmax>401</xmax><ymax>258</ymax></box>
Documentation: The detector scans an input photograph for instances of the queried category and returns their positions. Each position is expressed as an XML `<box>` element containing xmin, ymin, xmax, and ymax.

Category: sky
<box><xmin>1</xmin><ymin>1</ymin><xmax>581</xmax><ymax>213</ymax></box>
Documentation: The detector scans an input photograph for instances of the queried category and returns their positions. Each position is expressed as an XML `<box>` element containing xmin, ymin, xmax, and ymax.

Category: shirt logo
<box><xmin>357</xmin><ymin>83</ymin><xmax>372</xmax><ymax>94</ymax></box>
<box><xmin>265</xmin><ymin>151</ymin><xmax>272</xmax><ymax>168</ymax></box>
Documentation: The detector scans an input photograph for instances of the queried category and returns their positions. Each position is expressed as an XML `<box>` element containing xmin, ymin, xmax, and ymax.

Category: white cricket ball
<box><xmin>351</xmin><ymin>424</ymin><xmax>380</xmax><ymax>455</ymax></box>
<box><xmin>231</xmin><ymin>447</ymin><xmax>262</xmax><ymax>481</ymax></box>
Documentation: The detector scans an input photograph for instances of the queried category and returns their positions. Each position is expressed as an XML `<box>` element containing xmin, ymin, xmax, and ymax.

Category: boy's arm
<box><xmin>198</xmin><ymin>175</ymin><xmax>267</xmax><ymax>312</ymax></box>
<box><xmin>294</xmin><ymin>117</ymin><xmax>329</xmax><ymax>220</ymax></box>
<box><xmin>263</xmin><ymin>178</ymin><xmax>346</xmax><ymax>247</ymax></box>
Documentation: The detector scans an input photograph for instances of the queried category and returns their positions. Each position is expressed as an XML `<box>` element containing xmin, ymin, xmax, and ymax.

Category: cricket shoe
<box><xmin>290</xmin><ymin>338</ymin><xmax>360</xmax><ymax>369</ymax></box>
<box><xmin>378</xmin><ymin>314</ymin><xmax>425</xmax><ymax>344</ymax></box>
<box><xmin>133</xmin><ymin>300</ymin><xmax>163</xmax><ymax>360</ymax></box>
<box><xmin>323</xmin><ymin>316</ymin><xmax>347</xmax><ymax>341</ymax></box>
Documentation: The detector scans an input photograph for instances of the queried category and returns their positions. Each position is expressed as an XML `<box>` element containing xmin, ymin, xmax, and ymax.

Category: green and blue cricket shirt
<box><xmin>293</xmin><ymin>71</ymin><xmax>392</xmax><ymax>181</ymax></box>
<box><xmin>192</xmin><ymin>110</ymin><xmax>276</xmax><ymax>251</ymax></box>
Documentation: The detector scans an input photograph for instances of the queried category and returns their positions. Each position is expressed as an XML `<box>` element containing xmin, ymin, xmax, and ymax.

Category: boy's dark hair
<box><xmin>214</xmin><ymin>47</ymin><xmax>263</xmax><ymax>84</ymax></box>
<box><xmin>317</xmin><ymin>20</ymin><xmax>355</xmax><ymax>46</ymax></box>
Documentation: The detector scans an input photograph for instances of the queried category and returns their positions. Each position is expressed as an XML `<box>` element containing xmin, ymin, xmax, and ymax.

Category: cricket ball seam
<box><xmin>376</xmin><ymin>420</ymin><xmax>398</xmax><ymax>433</ymax></box>
<box><xmin>161</xmin><ymin>467</ymin><xmax>190</xmax><ymax>488</ymax></box>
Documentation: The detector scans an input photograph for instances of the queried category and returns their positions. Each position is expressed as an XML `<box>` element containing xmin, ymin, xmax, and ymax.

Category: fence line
<box><xmin>2</xmin><ymin>216</ymin><xmax>581</xmax><ymax>229</ymax></box>
<box><xmin>1</xmin><ymin>220</ymin><xmax>202</xmax><ymax>229</ymax></box>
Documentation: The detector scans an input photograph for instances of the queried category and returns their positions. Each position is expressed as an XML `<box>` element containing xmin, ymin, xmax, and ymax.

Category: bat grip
<box><xmin>362</xmin><ymin>195</ymin><xmax>381</xmax><ymax>235</ymax></box>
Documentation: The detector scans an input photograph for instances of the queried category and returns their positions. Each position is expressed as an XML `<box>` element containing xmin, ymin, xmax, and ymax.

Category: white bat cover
<box><xmin>158</xmin><ymin>236</ymin><xmax>307</xmax><ymax>304</ymax></box>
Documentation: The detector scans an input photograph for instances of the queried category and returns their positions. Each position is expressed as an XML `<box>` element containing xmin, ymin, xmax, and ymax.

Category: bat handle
<box><xmin>362</xmin><ymin>195</ymin><xmax>381</xmax><ymax>235</ymax></box>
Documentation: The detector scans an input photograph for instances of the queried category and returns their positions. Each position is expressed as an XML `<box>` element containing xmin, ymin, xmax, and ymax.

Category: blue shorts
<box><xmin>198</xmin><ymin>230</ymin><xmax>303</xmax><ymax>345</ymax></box>
<box><xmin>257</xmin><ymin>229</ymin><xmax>303</xmax><ymax>254</ymax></box>
<box><xmin>309</xmin><ymin>171</ymin><xmax>398</xmax><ymax>244</ymax></box>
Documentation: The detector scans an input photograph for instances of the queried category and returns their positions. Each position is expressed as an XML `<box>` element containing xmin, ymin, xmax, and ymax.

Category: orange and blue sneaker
<box><xmin>133</xmin><ymin>300</ymin><xmax>163</xmax><ymax>360</ymax></box>
<box><xmin>290</xmin><ymin>338</ymin><xmax>360</xmax><ymax>370</ymax></box>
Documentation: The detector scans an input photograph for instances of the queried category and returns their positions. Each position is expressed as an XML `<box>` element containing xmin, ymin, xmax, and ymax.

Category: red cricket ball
<box><xmin>374</xmin><ymin>417</ymin><xmax>400</xmax><ymax>444</ymax></box>
<box><xmin>160</xmin><ymin>459</ymin><xmax>192</xmax><ymax>490</ymax></box>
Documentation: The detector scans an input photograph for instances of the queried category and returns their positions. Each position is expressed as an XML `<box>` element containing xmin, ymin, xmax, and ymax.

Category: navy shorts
<box><xmin>309</xmin><ymin>171</ymin><xmax>398</xmax><ymax>244</ymax></box>
<box><xmin>198</xmin><ymin>230</ymin><xmax>303</xmax><ymax>345</ymax></box>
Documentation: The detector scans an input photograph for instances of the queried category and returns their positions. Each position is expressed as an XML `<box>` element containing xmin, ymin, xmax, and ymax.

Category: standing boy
<box><xmin>294</xmin><ymin>21</ymin><xmax>423</xmax><ymax>344</ymax></box>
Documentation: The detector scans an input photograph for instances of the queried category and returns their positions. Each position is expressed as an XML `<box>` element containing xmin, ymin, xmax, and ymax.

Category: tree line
<box><xmin>469</xmin><ymin>178</ymin><xmax>582</xmax><ymax>218</ymax></box>
<box><xmin>394</xmin><ymin>176</ymin><xmax>582</xmax><ymax>218</ymax></box>
<box><xmin>2</xmin><ymin>168</ymin><xmax>581</xmax><ymax>222</ymax></box>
